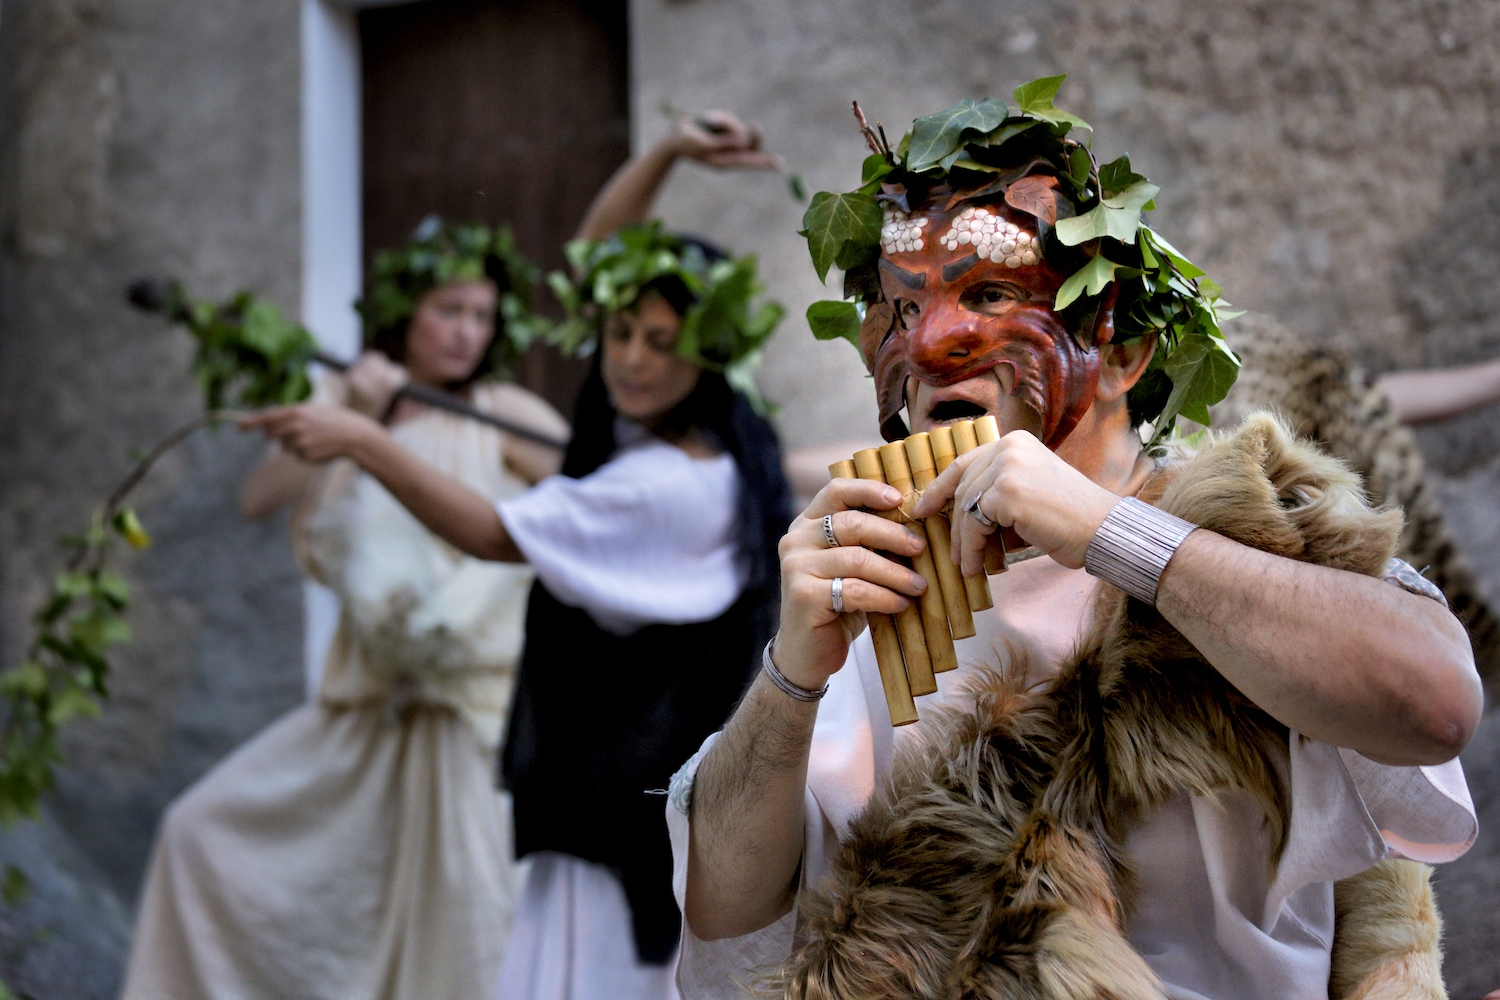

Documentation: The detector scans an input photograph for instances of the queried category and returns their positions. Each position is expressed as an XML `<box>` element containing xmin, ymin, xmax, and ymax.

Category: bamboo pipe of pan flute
<box><xmin>828</xmin><ymin>458</ymin><xmax>918</xmax><ymax>725</ymax></box>
<box><xmin>904</xmin><ymin>432</ymin><xmax>977</xmax><ymax>643</ymax></box>
<box><xmin>853</xmin><ymin>448</ymin><xmax>938</xmax><ymax>698</ymax></box>
<box><xmin>942</xmin><ymin>421</ymin><xmax>996</xmax><ymax>612</ymax></box>
<box><xmin>880</xmin><ymin>442</ymin><xmax>960</xmax><ymax>676</ymax></box>
<box><xmin>972</xmin><ymin>415</ymin><xmax>1008</xmax><ymax>576</ymax></box>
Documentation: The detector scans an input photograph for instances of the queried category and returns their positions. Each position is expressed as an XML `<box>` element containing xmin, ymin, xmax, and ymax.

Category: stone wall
<box><xmin>0</xmin><ymin>1</ymin><xmax>304</xmax><ymax>995</ymax></box>
<box><xmin>632</xmin><ymin>0</ymin><xmax>1500</xmax><ymax>991</ymax></box>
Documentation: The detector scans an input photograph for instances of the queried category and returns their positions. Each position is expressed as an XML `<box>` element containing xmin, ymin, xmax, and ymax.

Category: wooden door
<box><xmin>361</xmin><ymin>0</ymin><xmax>629</xmax><ymax>416</ymax></box>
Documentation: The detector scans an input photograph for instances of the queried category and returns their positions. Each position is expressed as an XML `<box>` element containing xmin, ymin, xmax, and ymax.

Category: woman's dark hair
<box><xmin>562</xmin><ymin>236</ymin><xmax>791</xmax><ymax>625</ymax></box>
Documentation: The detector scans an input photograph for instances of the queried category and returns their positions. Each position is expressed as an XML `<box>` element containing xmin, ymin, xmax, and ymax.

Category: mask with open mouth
<box><xmin>862</xmin><ymin>196</ymin><xmax>1116</xmax><ymax>445</ymax></box>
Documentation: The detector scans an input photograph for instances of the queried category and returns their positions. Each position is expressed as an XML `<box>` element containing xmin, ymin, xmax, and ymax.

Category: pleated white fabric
<box><xmin>122</xmin><ymin>382</ymin><xmax>537</xmax><ymax>1000</ymax></box>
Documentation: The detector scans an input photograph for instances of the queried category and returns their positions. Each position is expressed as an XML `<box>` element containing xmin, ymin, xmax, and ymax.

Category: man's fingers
<box><xmin>803</xmin><ymin>478</ymin><xmax>902</xmax><ymax>519</ymax></box>
<box><xmin>912</xmin><ymin>447</ymin><xmax>980</xmax><ymax>517</ymax></box>
<box><xmin>833</xmin><ymin>578</ymin><xmax>911</xmax><ymax>616</ymax></box>
<box><xmin>818</xmin><ymin>510</ymin><xmax>925</xmax><ymax>556</ymax></box>
<box><xmin>799</xmin><ymin>545</ymin><xmax>927</xmax><ymax>597</ymax></box>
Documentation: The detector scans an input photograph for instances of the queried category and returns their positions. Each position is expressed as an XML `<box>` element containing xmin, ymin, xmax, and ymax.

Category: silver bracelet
<box><xmin>761</xmin><ymin>638</ymin><xmax>828</xmax><ymax>702</ymax></box>
<box><xmin>1084</xmin><ymin>496</ymin><xmax>1197</xmax><ymax>606</ymax></box>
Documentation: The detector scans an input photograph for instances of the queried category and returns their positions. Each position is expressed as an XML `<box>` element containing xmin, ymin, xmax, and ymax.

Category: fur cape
<box><xmin>776</xmin><ymin>414</ymin><xmax>1446</xmax><ymax>1000</ymax></box>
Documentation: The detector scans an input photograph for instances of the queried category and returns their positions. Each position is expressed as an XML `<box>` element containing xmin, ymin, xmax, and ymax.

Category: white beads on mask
<box><xmin>938</xmin><ymin>206</ymin><xmax>1042</xmax><ymax>268</ymax></box>
<box><xmin>880</xmin><ymin>209</ymin><xmax>928</xmax><ymax>255</ymax></box>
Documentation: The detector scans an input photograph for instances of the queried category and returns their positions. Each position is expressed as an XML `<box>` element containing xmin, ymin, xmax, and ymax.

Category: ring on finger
<box><xmin>821</xmin><ymin>513</ymin><xmax>840</xmax><ymax>549</ymax></box>
<box><xmin>831</xmin><ymin>577</ymin><xmax>845</xmax><ymax>614</ymax></box>
<box><xmin>965</xmin><ymin>494</ymin><xmax>998</xmax><ymax>529</ymax></box>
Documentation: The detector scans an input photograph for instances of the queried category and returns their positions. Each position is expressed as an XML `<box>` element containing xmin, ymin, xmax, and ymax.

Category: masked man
<box><xmin>667</xmin><ymin>79</ymin><xmax>1481</xmax><ymax>998</ymax></box>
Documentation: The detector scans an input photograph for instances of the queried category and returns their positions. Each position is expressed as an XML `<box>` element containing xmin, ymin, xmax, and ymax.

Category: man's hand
<box><xmin>913</xmin><ymin>429</ymin><xmax>1120</xmax><ymax>575</ymax></box>
<box><xmin>241</xmin><ymin>404</ymin><xmax>384</xmax><ymax>464</ymax></box>
<box><xmin>775</xmin><ymin>478</ymin><xmax>929</xmax><ymax>690</ymax></box>
<box><xmin>344</xmin><ymin>351</ymin><xmax>409</xmax><ymax>417</ymax></box>
<box><xmin>667</xmin><ymin>110</ymin><xmax>779</xmax><ymax>170</ymax></box>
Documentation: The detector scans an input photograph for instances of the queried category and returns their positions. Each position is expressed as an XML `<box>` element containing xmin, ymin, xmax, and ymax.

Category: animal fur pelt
<box><xmin>775</xmin><ymin>413</ymin><xmax>1446</xmax><ymax>1000</ymax></box>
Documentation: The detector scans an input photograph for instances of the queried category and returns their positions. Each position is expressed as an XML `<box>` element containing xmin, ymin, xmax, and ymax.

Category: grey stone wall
<box><xmin>633</xmin><ymin>0</ymin><xmax>1500</xmax><ymax>990</ymax></box>
<box><xmin>0</xmin><ymin>1</ymin><xmax>305</xmax><ymax>996</ymax></box>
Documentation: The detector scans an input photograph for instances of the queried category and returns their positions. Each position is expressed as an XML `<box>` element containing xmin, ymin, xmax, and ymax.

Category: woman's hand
<box><xmin>773</xmin><ymin>479</ymin><xmax>930</xmax><ymax>691</ymax></box>
<box><xmin>912</xmin><ymin>429</ymin><xmax>1120</xmax><ymax>575</ymax></box>
<box><xmin>666</xmin><ymin>110</ymin><xmax>778</xmax><ymax>170</ymax></box>
<box><xmin>345</xmin><ymin>350</ymin><xmax>410</xmax><ymax>417</ymax></box>
<box><xmin>240</xmin><ymin>405</ymin><xmax>384</xmax><ymax>464</ymax></box>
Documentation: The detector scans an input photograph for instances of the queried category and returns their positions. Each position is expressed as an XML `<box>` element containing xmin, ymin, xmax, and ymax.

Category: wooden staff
<box><xmin>854</xmin><ymin>448</ymin><xmax>938</xmax><ymax>698</ymax></box>
<box><xmin>904</xmin><ymin>432</ymin><xmax>976</xmax><ymax>643</ymax></box>
<box><xmin>941</xmin><ymin>420</ymin><xmax>996</xmax><ymax>612</ymax></box>
<box><xmin>880</xmin><ymin>442</ymin><xmax>960</xmax><ymax>676</ymax></box>
<box><xmin>829</xmin><ymin>458</ymin><xmax>918</xmax><ymax>725</ymax></box>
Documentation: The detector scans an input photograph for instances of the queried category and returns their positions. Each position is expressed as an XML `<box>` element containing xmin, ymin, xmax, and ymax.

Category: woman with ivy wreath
<box><xmin>122</xmin><ymin>219</ymin><xmax>568</xmax><ymax>1000</ymax></box>
<box><xmin>247</xmin><ymin>111</ymin><xmax>794</xmax><ymax>1000</ymax></box>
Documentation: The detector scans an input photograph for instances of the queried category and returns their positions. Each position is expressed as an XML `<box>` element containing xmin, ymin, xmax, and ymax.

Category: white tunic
<box><xmin>494</xmin><ymin>427</ymin><xmax>745</xmax><ymax>1000</ymax></box>
<box><xmin>665</xmin><ymin>555</ymin><xmax>1478</xmax><ymax>1000</ymax></box>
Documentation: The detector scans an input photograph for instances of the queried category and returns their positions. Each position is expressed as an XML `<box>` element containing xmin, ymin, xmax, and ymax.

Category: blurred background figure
<box><xmin>121</xmin><ymin>221</ymin><xmax>566</xmax><ymax>1000</ymax></box>
<box><xmin>245</xmin><ymin>108</ymin><xmax>792</xmax><ymax>999</ymax></box>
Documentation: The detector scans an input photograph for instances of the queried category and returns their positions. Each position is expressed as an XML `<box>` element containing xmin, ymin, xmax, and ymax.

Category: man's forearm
<box><xmin>351</xmin><ymin>431</ymin><xmax>523</xmax><ymax>563</ymax></box>
<box><xmin>1157</xmin><ymin>530</ymin><xmax>1480</xmax><ymax>765</ymax></box>
<box><xmin>685</xmin><ymin>670</ymin><xmax>818</xmax><ymax>940</ymax></box>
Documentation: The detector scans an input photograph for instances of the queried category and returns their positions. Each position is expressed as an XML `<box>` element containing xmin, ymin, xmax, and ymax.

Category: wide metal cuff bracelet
<box><xmin>762</xmin><ymin>638</ymin><xmax>828</xmax><ymax>703</ymax></box>
<box><xmin>1084</xmin><ymin>496</ymin><xmax>1197</xmax><ymax>606</ymax></box>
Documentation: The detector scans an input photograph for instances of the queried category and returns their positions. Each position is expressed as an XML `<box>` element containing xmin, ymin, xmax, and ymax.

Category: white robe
<box><xmin>666</xmin><ymin>554</ymin><xmax>1478</xmax><ymax>1000</ymax></box>
<box><xmin>122</xmin><ymin>382</ymin><xmax>536</xmax><ymax>1000</ymax></box>
<box><xmin>493</xmin><ymin>427</ymin><xmax>744</xmax><ymax>1000</ymax></box>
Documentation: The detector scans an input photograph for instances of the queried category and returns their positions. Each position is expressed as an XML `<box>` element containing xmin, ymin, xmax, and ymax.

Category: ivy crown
<box><xmin>357</xmin><ymin>215</ymin><xmax>549</xmax><ymax>382</ymax></box>
<box><xmin>547</xmin><ymin>221</ymin><xmax>785</xmax><ymax>410</ymax></box>
<box><xmin>800</xmin><ymin>74</ymin><xmax>1241</xmax><ymax>441</ymax></box>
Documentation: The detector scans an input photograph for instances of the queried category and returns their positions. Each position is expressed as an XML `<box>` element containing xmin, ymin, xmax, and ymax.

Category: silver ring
<box><xmin>831</xmin><ymin>577</ymin><xmax>845</xmax><ymax>614</ymax></box>
<box><xmin>822</xmin><ymin>513</ymin><xmax>840</xmax><ymax>548</ymax></box>
<box><xmin>965</xmin><ymin>494</ymin><xmax>997</xmax><ymax>528</ymax></box>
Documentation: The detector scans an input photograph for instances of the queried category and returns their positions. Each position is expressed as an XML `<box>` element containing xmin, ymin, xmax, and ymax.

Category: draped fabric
<box><xmin>122</xmin><ymin>382</ymin><xmax>536</xmax><ymax>1000</ymax></box>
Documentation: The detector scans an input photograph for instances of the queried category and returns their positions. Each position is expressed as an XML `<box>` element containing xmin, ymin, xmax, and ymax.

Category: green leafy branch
<box><xmin>0</xmin><ymin>281</ymin><xmax>316</xmax><ymax>884</ymax></box>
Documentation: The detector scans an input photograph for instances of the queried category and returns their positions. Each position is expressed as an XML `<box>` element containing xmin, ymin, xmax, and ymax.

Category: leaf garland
<box><xmin>549</xmin><ymin>222</ymin><xmax>785</xmax><ymax>410</ymax></box>
<box><xmin>799</xmin><ymin>75</ymin><xmax>1240</xmax><ymax>441</ymax></box>
<box><xmin>358</xmin><ymin>216</ymin><xmax>550</xmax><ymax>380</ymax></box>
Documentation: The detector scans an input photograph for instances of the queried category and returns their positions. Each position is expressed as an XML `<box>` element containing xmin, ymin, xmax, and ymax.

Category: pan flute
<box><xmin>828</xmin><ymin>415</ymin><xmax>1003</xmax><ymax>726</ymax></box>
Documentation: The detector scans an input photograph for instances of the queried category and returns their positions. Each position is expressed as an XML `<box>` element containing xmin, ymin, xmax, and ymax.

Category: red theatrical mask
<box><xmin>863</xmin><ymin>199</ymin><xmax>1116</xmax><ymax>448</ymax></box>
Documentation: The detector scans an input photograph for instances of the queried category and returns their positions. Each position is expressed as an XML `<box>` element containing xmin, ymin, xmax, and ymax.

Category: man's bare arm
<box><xmin>1157</xmin><ymin>532</ymin><xmax>1480</xmax><ymax>766</ymax></box>
<box><xmin>684</xmin><ymin>478</ymin><xmax>929</xmax><ymax>941</ymax></box>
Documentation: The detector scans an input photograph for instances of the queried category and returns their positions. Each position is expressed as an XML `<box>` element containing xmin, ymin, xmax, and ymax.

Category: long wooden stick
<box><xmin>855</xmin><ymin>448</ymin><xmax>935</xmax><ymax>698</ymax></box>
<box><xmin>942</xmin><ymin>421</ymin><xmax>995</xmax><ymax>612</ymax></box>
<box><xmin>905</xmin><ymin>432</ymin><xmax>976</xmax><ymax>643</ymax></box>
<box><xmin>880</xmin><ymin>442</ymin><xmax>958</xmax><ymax>678</ymax></box>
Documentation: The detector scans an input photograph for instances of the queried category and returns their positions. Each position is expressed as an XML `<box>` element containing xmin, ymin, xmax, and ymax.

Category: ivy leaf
<box><xmin>800</xmin><ymin>191</ymin><xmax>882</xmax><ymax>283</ymax></box>
<box><xmin>806</xmin><ymin>300</ymin><xmax>862</xmax><ymax>349</ymax></box>
<box><xmin>1098</xmin><ymin>155</ymin><xmax>1147</xmax><ymax>198</ymax></box>
<box><xmin>46</xmin><ymin>684</ymin><xmax>99</xmax><ymax>726</ymax></box>
<box><xmin>1055</xmin><ymin>254</ymin><xmax>1140</xmax><ymax>310</ymax></box>
<box><xmin>906</xmin><ymin>98</ymin><xmax>1009</xmax><ymax>172</ymax></box>
<box><xmin>1054</xmin><ymin>180</ymin><xmax>1160</xmax><ymax>246</ymax></box>
<box><xmin>1011</xmin><ymin>75</ymin><xmax>1091</xmax><ymax>133</ymax></box>
<box><xmin>1140</xmin><ymin>227</ymin><xmax>1206</xmax><ymax>279</ymax></box>
<box><xmin>1159</xmin><ymin>328</ymin><xmax>1241</xmax><ymax>427</ymax></box>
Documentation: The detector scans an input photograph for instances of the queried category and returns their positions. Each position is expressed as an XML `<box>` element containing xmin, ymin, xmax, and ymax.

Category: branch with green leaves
<box><xmin>799</xmin><ymin>74</ymin><xmax>1241</xmax><ymax>441</ymax></box>
<box><xmin>0</xmin><ymin>281</ymin><xmax>317</xmax><ymax>866</ymax></box>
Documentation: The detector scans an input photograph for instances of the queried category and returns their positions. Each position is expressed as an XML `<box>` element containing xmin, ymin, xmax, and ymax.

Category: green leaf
<box><xmin>906</xmin><ymin>98</ymin><xmax>1009</xmax><ymax>172</ymax></box>
<box><xmin>0</xmin><ymin>663</ymin><xmax>48</xmax><ymax>699</ymax></box>
<box><xmin>1098</xmin><ymin>155</ymin><xmax>1147</xmax><ymax>198</ymax></box>
<box><xmin>112</xmin><ymin>508</ymin><xmax>151</xmax><ymax>550</ymax></box>
<box><xmin>861</xmin><ymin>154</ymin><xmax>892</xmax><ymax>185</ymax></box>
<box><xmin>806</xmin><ymin>300</ymin><xmax>862</xmax><ymax>349</ymax></box>
<box><xmin>787</xmin><ymin>173</ymin><xmax>807</xmax><ymax>203</ymax></box>
<box><xmin>1055</xmin><ymin>254</ymin><xmax>1140</xmax><ymax>310</ymax></box>
<box><xmin>1011</xmin><ymin>75</ymin><xmax>1091</xmax><ymax>133</ymax></box>
<box><xmin>1141</xmin><ymin>227</ymin><xmax>1206</xmax><ymax>279</ymax></box>
<box><xmin>1</xmin><ymin>865</ymin><xmax>28</xmax><ymax>907</ymax></box>
<box><xmin>800</xmin><ymin>191</ymin><xmax>882</xmax><ymax>283</ymax></box>
<box><xmin>1159</xmin><ymin>328</ymin><xmax>1242</xmax><ymax>427</ymax></box>
<box><xmin>46</xmin><ymin>684</ymin><xmax>100</xmax><ymax>726</ymax></box>
<box><xmin>1054</xmin><ymin>180</ymin><xmax>1160</xmax><ymax>246</ymax></box>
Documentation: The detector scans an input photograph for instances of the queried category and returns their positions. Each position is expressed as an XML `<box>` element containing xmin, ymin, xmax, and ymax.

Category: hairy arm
<box><xmin>685</xmin><ymin>479</ymin><xmax>928</xmax><ymax>940</ymax></box>
<box><xmin>1156</xmin><ymin>532</ymin><xmax>1479</xmax><ymax>765</ymax></box>
<box><xmin>918</xmin><ymin>430</ymin><xmax>1483</xmax><ymax>769</ymax></box>
<box><xmin>242</xmin><ymin>404</ymin><xmax>523</xmax><ymax>562</ymax></box>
